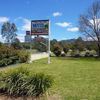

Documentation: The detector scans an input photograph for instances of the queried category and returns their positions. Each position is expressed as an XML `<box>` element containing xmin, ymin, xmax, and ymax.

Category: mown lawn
<box><xmin>1</xmin><ymin>57</ymin><xmax>100</xmax><ymax>100</ymax></box>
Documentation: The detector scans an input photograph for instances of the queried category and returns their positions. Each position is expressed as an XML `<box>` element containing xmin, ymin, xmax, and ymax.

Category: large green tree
<box><xmin>79</xmin><ymin>1</ymin><xmax>100</xmax><ymax>56</ymax></box>
<box><xmin>1</xmin><ymin>22</ymin><xmax>17</xmax><ymax>44</ymax></box>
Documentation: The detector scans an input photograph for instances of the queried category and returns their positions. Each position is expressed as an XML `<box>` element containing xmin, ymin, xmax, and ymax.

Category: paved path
<box><xmin>30</xmin><ymin>52</ymin><xmax>48</xmax><ymax>62</ymax></box>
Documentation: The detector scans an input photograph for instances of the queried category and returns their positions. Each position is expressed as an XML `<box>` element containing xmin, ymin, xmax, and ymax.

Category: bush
<box><xmin>53</xmin><ymin>49</ymin><xmax>61</xmax><ymax>56</ymax></box>
<box><xmin>34</xmin><ymin>37</ymin><xmax>48</xmax><ymax>52</ymax></box>
<box><xmin>67</xmin><ymin>49</ymin><xmax>72</xmax><ymax>56</ymax></box>
<box><xmin>61</xmin><ymin>51</ymin><xmax>66</xmax><ymax>57</ymax></box>
<box><xmin>27</xmin><ymin>73</ymin><xmax>53</xmax><ymax>96</ymax></box>
<box><xmin>63</xmin><ymin>48</ymin><xmax>68</xmax><ymax>54</ymax></box>
<box><xmin>74</xmin><ymin>54</ymin><xmax>81</xmax><ymax>58</ymax></box>
<box><xmin>53</xmin><ymin>44</ymin><xmax>61</xmax><ymax>57</ymax></box>
<box><xmin>11</xmin><ymin>42</ymin><xmax>22</xmax><ymax>50</ymax></box>
<box><xmin>0</xmin><ymin>67</ymin><xmax>53</xmax><ymax>97</ymax></box>
<box><xmin>75</xmin><ymin>50</ymin><xmax>81</xmax><ymax>57</ymax></box>
<box><xmin>85</xmin><ymin>52</ymin><xmax>93</xmax><ymax>57</ymax></box>
<box><xmin>0</xmin><ymin>46</ymin><xmax>19</xmax><ymax>67</ymax></box>
<box><xmin>17</xmin><ymin>50</ymin><xmax>30</xmax><ymax>63</ymax></box>
<box><xmin>0</xmin><ymin>67</ymin><xmax>29</xmax><ymax>95</ymax></box>
<box><xmin>0</xmin><ymin>45</ymin><xmax>30</xmax><ymax>67</ymax></box>
<box><xmin>0</xmin><ymin>58</ymin><xmax>12</xmax><ymax>66</ymax></box>
<box><xmin>70</xmin><ymin>50</ymin><xmax>81</xmax><ymax>57</ymax></box>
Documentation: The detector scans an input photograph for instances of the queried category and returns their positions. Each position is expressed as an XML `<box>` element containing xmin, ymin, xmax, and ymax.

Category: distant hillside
<box><xmin>59</xmin><ymin>39</ymin><xmax>77</xmax><ymax>43</ymax></box>
<box><xmin>65</xmin><ymin>39</ymin><xmax>76</xmax><ymax>43</ymax></box>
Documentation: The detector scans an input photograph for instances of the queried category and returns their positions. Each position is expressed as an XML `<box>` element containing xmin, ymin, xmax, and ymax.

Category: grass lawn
<box><xmin>1</xmin><ymin>57</ymin><xmax>100</xmax><ymax>100</ymax></box>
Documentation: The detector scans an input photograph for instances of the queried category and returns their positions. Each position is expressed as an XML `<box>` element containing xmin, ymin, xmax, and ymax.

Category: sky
<box><xmin>0</xmin><ymin>0</ymin><xmax>95</xmax><ymax>42</ymax></box>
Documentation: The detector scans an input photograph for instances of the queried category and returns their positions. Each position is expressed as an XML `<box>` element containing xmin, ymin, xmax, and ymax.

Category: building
<box><xmin>25</xmin><ymin>31</ymin><xmax>32</xmax><ymax>43</ymax></box>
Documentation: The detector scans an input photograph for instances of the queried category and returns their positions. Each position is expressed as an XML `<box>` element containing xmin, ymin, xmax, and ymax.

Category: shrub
<box><xmin>0</xmin><ymin>67</ymin><xmax>53</xmax><ymax>97</ymax></box>
<box><xmin>85</xmin><ymin>52</ymin><xmax>90</xmax><ymax>57</ymax></box>
<box><xmin>74</xmin><ymin>54</ymin><xmax>81</xmax><ymax>58</ymax></box>
<box><xmin>74</xmin><ymin>50</ymin><xmax>81</xmax><ymax>57</ymax></box>
<box><xmin>0</xmin><ymin>67</ymin><xmax>29</xmax><ymax>95</ymax></box>
<box><xmin>17</xmin><ymin>50</ymin><xmax>30</xmax><ymax>63</ymax></box>
<box><xmin>0</xmin><ymin>58</ymin><xmax>12</xmax><ymax>66</ymax></box>
<box><xmin>53</xmin><ymin>44</ymin><xmax>61</xmax><ymax>56</ymax></box>
<box><xmin>67</xmin><ymin>49</ymin><xmax>72</xmax><ymax>56</ymax></box>
<box><xmin>34</xmin><ymin>37</ymin><xmax>48</xmax><ymax>52</ymax></box>
<box><xmin>27</xmin><ymin>73</ymin><xmax>53</xmax><ymax>96</ymax></box>
<box><xmin>61</xmin><ymin>51</ymin><xmax>66</xmax><ymax>57</ymax></box>
<box><xmin>84</xmin><ymin>49</ymin><xmax>94</xmax><ymax>57</ymax></box>
<box><xmin>0</xmin><ymin>45</ymin><xmax>30</xmax><ymax>67</ymax></box>
<box><xmin>11</xmin><ymin>42</ymin><xmax>22</xmax><ymax>50</ymax></box>
<box><xmin>53</xmin><ymin>49</ymin><xmax>61</xmax><ymax>56</ymax></box>
<box><xmin>85</xmin><ymin>52</ymin><xmax>94</xmax><ymax>57</ymax></box>
<box><xmin>0</xmin><ymin>46</ymin><xmax>19</xmax><ymax>67</ymax></box>
<box><xmin>63</xmin><ymin>48</ymin><xmax>68</xmax><ymax>54</ymax></box>
<box><xmin>71</xmin><ymin>50</ymin><xmax>81</xmax><ymax>57</ymax></box>
<box><xmin>90</xmin><ymin>50</ymin><xmax>97</xmax><ymax>56</ymax></box>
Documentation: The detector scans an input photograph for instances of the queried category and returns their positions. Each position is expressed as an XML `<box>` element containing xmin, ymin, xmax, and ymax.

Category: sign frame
<box><xmin>31</xmin><ymin>20</ymin><xmax>49</xmax><ymax>35</ymax></box>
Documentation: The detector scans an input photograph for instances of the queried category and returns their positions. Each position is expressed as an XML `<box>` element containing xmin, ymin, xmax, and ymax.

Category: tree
<box><xmin>0</xmin><ymin>42</ymin><xmax>2</xmax><ymax>47</ymax></box>
<box><xmin>1</xmin><ymin>22</ymin><xmax>17</xmax><ymax>44</ymax></box>
<box><xmin>63</xmin><ymin>47</ymin><xmax>68</xmax><ymax>54</ymax></box>
<box><xmin>79</xmin><ymin>1</ymin><xmax>100</xmax><ymax>56</ymax></box>
<box><xmin>73</xmin><ymin>37</ymin><xmax>85</xmax><ymax>51</ymax></box>
<box><xmin>13</xmin><ymin>38</ymin><xmax>20</xmax><ymax>43</ymax></box>
<box><xmin>34</xmin><ymin>37</ymin><xmax>48</xmax><ymax>52</ymax></box>
<box><xmin>53</xmin><ymin>43</ymin><xmax>62</xmax><ymax>56</ymax></box>
<box><xmin>50</xmin><ymin>39</ymin><xmax>58</xmax><ymax>52</ymax></box>
<box><xmin>11</xmin><ymin>38</ymin><xmax>22</xmax><ymax>49</ymax></box>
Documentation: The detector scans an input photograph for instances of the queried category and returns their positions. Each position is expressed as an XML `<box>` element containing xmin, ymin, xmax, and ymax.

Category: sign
<box><xmin>26</xmin><ymin>31</ymin><xmax>30</xmax><ymax>35</ymax></box>
<box><xmin>31</xmin><ymin>19</ymin><xmax>50</xmax><ymax>64</ymax></box>
<box><xmin>31</xmin><ymin>20</ymin><xmax>49</xmax><ymax>35</ymax></box>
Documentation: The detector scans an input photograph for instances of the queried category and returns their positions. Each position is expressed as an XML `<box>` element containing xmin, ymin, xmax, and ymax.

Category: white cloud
<box><xmin>14</xmin><ymin>17</ymin><xmax>31</xmax><ymax>42</ymax></box>
<box><xmin>90</xmin><ymin>19</ymin><xmax>100</xmax><ymax>28</ymax></box>
<box><xmin>0</xmin><ymin>17</ymin><xmax>9</xmax><ymax>24</ymax></box>
<box><xmin>17</xmin><ymin>33</ymin><xmax>25</xmax><ymax>42</ymax></box>
<box><xmin>15</xmin><ymin>17</ymin><xmax>31</xmax><ymax>31</ymax></box>
<box><xmin>90</xmin><ymin>18</ymin><xmax>100</xmax><ymax>23</ymax></box>
<box><xmin>22</xmin><ymin>18</ymin><xmax>31</xmax><ymax>31</ymax></box>
<box><xmin>14</xmin><ymin>17</ymin><xmax>23</xmax><ymax>21</ymax></box>
<box><xmin>55</xmin><ymin>22</ymin><xmax>71</xmax><ymax>27</ymax></box>
<box><xmin>67</xmin><ymin>27</ymin><xmax>79</xmax><ymax>32</ymax></box>
<box><xmin>0</xmin><ymin>33</ymin><xmax>25</xmax><ymax>43</ymax></box>
<box><xmin>53</xmin><ymin>12</ymin><xmax>62</xmax><ymax>17</ymax></box>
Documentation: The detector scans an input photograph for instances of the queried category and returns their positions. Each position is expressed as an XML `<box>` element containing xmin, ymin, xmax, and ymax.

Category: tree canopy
<box><xmin>1</xmin><ymin>22</ymin><xmax>17</xmax><ymax>44</ymax></box>
<box><xmin>79</xmin><ymin>0</ymin><xmax>100</xmax><ymax>56</ymax></box>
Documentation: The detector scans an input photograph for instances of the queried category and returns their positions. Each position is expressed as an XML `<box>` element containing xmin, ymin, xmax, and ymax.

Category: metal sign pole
<box><xmin>48</xmin><ymin>20</ymin><xmax>50</xmax><ymax>64</ymax></box>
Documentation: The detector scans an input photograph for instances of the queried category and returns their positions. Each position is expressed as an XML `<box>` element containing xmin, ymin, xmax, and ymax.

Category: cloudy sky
<box><xmin>0</xmin><ymin>0</ymin><xmax>94</xmax><ymax>42</ymax></box>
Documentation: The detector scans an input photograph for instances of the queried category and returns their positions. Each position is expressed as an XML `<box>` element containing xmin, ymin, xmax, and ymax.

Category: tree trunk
<box><xmin>97</xmin><ymin>43</ymin><xmax>100</xmax><ymax>57</ymax></box>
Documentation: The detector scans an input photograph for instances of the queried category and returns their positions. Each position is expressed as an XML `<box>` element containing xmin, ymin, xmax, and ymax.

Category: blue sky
<box><xmin>0</xmin><ymin>0</ymin><xmax>94</xmax><ymax>42</ymax></box>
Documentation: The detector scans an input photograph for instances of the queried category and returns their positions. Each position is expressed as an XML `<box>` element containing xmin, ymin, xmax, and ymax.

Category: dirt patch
<box><xmin>47</xmin><ymin>94</ymin><xmax>61</xmax><ymax>100</ymax></box>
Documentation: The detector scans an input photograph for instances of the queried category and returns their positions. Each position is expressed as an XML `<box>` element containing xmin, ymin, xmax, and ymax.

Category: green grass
<box><xmin>1</xmin><ymin>57</ymin><xmax>100</xmax><ymax>100</ymax></box>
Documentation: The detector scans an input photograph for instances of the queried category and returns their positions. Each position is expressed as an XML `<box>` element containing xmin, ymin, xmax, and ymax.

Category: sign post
<box><xmin>31</xmin><ymin>20</ymin><xmax>50</xmax><ymax>64</ymax></box>
<box><xmin>48</xmin><ymin>20</ymin><xmax>50</xmax><ymax>64</ymax></box>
